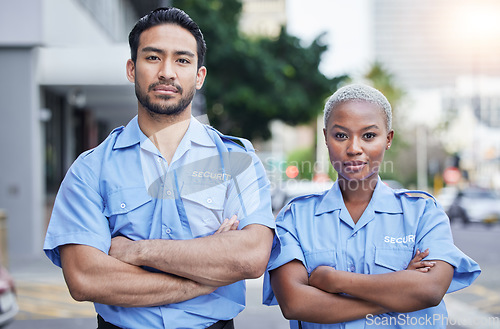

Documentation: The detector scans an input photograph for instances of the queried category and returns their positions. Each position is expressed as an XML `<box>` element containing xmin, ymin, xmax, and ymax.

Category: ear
<box><xmin>386</xmin><ymin>130</ymin><xmax>394</xmax><ymax>150</ymax></box>
<box><xmin>323</xmin><ymin>127</ymin><xmax>327</xmax><ymax>144</ymax></box>
<box><xmin>126</xmin><ymin>59</ymin><xmax>136</xmax><ymax>83</ymax></box>
<box><xmin>196</xmin><ymin>66</ymin><xmax>207</xmax><ymax>90</ymax></box>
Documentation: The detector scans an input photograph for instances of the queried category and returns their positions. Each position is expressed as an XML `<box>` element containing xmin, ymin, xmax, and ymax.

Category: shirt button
<box><xmin>350</xmin><ymin>265</ymin><xmax>356</xmax><ymax>272</ymax></box>
<box><xmin>166</xmin><ymin>190</ymin><xmax>172</xmax><ymax>196</ymax></box>
<box><xmin>120</xmin><ymin>203</ymin><xmax>126</xmax><ymax>209</ymax></box>
<box><xmin>157</xmin><ymin>157</ymin><xmax>162</xmax><ymax>163</ymax></box>
<box><xmin>165</xmin><ymin>228</ymin><xmax>172</xmax><ymax>234</ymax></box>
<box><xmin>352</xmin><ymin>232</ymin><xmax>357</xmax><ymax>237</ymax></box>
<box><xmin>207</xmin><ymin>198</ymin><xmax>213</xmax><ymax>204</ymax></box>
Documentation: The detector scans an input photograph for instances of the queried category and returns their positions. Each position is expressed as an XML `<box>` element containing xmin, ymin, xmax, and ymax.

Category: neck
<box><xmin>338</xmin><ymin>175</ymin><xmax>378</xmax><ymax>203</ymax></box>
<box><xmin>138</xmin><ymin>106</ymin><xmax>192</xmax><ymax>163</ymax></box>
<box><xmin>338</xmin><ymin>175</ymin><xmax>378</xmax><ymax>224</ymax></box>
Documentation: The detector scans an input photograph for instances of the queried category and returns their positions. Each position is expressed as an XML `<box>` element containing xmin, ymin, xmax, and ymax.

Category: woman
<box><xmin>263</xmin><ymin>84</ymin><xmax>480</xmax><ymax>328</ymax></box>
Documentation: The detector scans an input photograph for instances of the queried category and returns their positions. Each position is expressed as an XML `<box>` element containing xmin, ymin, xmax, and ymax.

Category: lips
<box><xmin>148</xmin><ymin>82</ymin><xmax>181</xmax><ymax>95</ymax></box>
<box><xmin>343</xmin><ymin>161</ymin><xmax>367</xmax><ymax>172</ymax></box>
<box><xmin>153</xmin><ymin>85</ymin><xmax>178</xmax><ymax>93</ymax></box>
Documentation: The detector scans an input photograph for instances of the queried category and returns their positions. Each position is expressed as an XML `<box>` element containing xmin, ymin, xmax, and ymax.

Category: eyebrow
<box><xmin>332</xmin><ymin>124</ymin><xmax>381</xmax><ymax>131</ymax></box>
<box><xmin>140</xmin><ymin>47</ymin><xmax>195</xmax><ymax>58</ymax></box>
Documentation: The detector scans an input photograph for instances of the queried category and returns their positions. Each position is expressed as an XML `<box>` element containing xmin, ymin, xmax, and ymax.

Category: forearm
<box><xmin>60</xmin><ymin>244</ymin><xmax>214</xmax><ymax>307</ymax></box>
<box><xmin>337</xmin><ymin>271</ymin><xmax>434</xmax><ymax>312</ymax></box>
<box><xmin>115</xmin><ymin>225</ymin><xmax>274</xmax><ymax>286</ymax></box>
<box><xmin>282</xmin><ymin>285</ymin><xmax>386</xmax><ymax>324</ymax></box>
<box><xmin>271</xmin><ymin>261</ymin><xmax>386</xmax><ymax>324</ymax></box>
<box><xmin>311</xmin><ymin>263</ymin><xmax>453</xmax><ymax>313</ymax></box>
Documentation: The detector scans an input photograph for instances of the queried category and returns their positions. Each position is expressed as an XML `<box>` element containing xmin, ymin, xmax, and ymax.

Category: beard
<box><xmin>135</xmin><ymin>80</ymin><xmax>196</xmax><ymax>116</ymax></box>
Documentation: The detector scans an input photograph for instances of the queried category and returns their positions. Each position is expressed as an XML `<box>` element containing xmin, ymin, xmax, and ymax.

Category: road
<box><xmin>5</xmin><ymin>223</ymin><xmax>500</xmax><ymax>329</ymax></box>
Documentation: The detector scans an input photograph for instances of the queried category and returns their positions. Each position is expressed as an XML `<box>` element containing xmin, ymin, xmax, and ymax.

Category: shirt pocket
<box><xmin>181</xmin><ymin>184</ymin><xmax>226</xmax><ymax>237</ymax></box>
<box><xmin>103</xmin><ymin>187</ymin><xmax>153</xmax><ymax>237</ymax></box>
<box><xmin>373</xmin><ymin>247</ymin><xmax>413</xmax><ymax>274</ymax></box>
<box><xmin>303</xmin><ymin>249</ymin><xmax>337</xmax><ymax>275</ymax></box>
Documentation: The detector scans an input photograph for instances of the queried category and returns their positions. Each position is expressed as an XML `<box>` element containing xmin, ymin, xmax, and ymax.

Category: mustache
<box><xmin>148</xmin><ymin>82</ymin><xmax>183</xmax><ymax>94</ymax></box>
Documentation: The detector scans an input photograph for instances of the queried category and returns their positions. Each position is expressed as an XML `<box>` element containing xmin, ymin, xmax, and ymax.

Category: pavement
<box><xmin>4</xmin><ymin>256</ymin><xmax>500</xmax><ymax>329</ymax></box>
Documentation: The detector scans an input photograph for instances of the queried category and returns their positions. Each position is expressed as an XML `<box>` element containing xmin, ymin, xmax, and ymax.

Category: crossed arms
<box><xmin>60</xmin><ymin>216</ymin><xmax>274</xmax><ymax>307</ymax></box>
<box><xmin>270</xmin><ymin>249</ymin><xmax>454</xmax><ymax>324</ymax></box>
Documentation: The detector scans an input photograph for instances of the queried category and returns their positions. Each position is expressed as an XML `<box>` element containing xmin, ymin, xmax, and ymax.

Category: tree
<box><xmin>172</xmin><ymin>0</ymin><xmax>347</xmax><ymax>140</ymax></box>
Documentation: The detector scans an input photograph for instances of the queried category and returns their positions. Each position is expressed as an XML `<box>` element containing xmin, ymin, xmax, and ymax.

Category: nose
<box><xmin>347</xmin><ymin>137</ymin><xmax>363</xmax><ymax>156</ymax></box>
<box><xmin>158</xmin><ymin>60</ymin><xmax>176</xmax><ymax>81</ymax></box>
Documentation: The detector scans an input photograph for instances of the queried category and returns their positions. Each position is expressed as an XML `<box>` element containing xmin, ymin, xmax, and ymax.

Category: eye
<box><xmin>363</xmin><ymin>132</ymin><xmax>377</xmax><ymax>139</ymax></box>
<box><xmin>177</xmin><ymin>58</ymin><xmax>191</xmax><ymax>64</ymax></box>
<box><xmin>146</xmin><ymin>55</ymin><xmax>160</xmax><ymax>61</ymax></box>
<box><xmin>334</xmin><ymin>132</ymin><xmax>348</xmax><ymax>139</ymax></box>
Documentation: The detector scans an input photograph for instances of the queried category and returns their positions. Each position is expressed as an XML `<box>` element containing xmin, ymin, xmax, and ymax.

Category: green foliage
<box><xmin>172</xmin><ymin>0</ymin><xmax>347</xmax><ymax>140</ymax></box>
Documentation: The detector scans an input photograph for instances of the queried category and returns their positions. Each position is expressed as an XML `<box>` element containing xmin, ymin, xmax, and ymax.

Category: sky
<box><xmin>286</xmin><ymin>0</ymin><xmax>373</xmax><ymax>79</ymax></box>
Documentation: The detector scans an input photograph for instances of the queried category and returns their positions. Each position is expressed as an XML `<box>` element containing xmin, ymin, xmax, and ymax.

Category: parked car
<box><xmin>0</xmin><ymin>265</ymin><xmax>18</xmax><ymax>328</ymax></box>
<box><xmin>438</xmin><ymin>187</ymin><xmax>500</xmax><ymax>225</ymax></box>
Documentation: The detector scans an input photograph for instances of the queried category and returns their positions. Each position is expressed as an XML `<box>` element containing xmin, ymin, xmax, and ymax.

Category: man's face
<box><xmin>126</xmin><ymin>24</ymin><xmax>206</xmax><ymax>117</ymax></box>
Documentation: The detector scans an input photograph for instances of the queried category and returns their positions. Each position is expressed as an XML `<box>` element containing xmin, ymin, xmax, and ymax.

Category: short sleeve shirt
<box><xmin>44</xmin><ymin>116</ymin><xmax>275</xmax><ymax>329</ymax></box>
<box><xmin>263</xmin><ymin>178</ymin><xmax>480</xmax><ymax>329</ymax></box>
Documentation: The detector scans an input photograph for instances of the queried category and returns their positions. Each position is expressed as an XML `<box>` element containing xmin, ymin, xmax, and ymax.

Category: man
<box><xmin>44</xmin><ymin>7</ymin><xmax>275</xmax><ymax>329</ymax></box>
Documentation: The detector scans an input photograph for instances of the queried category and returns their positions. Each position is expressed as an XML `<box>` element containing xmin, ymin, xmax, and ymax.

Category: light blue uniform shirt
<box><xmin>44</xmin><ymin>116</ymin><xmax>275</xmax><ymax>329</ymax></box>
<box><xmin>263</xmin><ymin>178</ymin><xmax>480</xmax><ymax>329</ymax></box>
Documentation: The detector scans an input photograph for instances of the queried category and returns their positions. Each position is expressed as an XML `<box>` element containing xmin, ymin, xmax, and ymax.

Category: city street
<box><xmin>4</xmin><ymin>223</ymin><xmax>500</xmax><ymax>329</ymax></box>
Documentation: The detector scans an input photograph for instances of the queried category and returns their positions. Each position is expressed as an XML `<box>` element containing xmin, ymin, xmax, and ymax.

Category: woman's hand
<box><xmin>406</xmin><ymin>249</ymin><xmax>435</xmax><ymax>272</ymax></box>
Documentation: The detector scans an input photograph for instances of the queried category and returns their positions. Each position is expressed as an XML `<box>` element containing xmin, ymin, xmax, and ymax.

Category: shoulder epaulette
<box><xmin>205</xmin><ymin>125</ymin><xmax>254</xmax><ymax>151</ymax></box>
<box><xmin>395</xmin><ymin>189</ymin><xmax>437</xmax><ymax>203</ymax></box>
<box><xmin>283</xmin><ymin>193</ymin><xmax>322</xmax><ymax>212</ymax></box>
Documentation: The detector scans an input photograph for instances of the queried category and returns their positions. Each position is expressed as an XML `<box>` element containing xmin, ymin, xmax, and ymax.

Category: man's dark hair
<box><xmin>128</xmin><ymin>7</ymin><xmax>206</xmax><ymax>68</ymax></box>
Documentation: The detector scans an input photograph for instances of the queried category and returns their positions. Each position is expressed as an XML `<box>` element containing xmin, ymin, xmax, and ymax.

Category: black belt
<box><xmin>97</xmin><ymin>314</ymin><xmax>234</xmax><ymax>329</ymax></box>
<box><xmin>207</xmin><ymin>319</ymin><xmax>234</xmax><ymax>329</ymax></box>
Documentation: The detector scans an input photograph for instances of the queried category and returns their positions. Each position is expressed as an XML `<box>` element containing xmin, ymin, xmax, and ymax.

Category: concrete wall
<box><xmin>0</xmin><ymin>48</ymin><xmax>44</xmax><ymax>262</ymax></box>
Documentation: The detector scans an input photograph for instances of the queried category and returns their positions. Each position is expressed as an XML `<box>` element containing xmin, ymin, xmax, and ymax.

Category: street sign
<box><xmin>443</xmin><ymin>167</ymin><xmax>461</xmax><ymax>185</ymax></box>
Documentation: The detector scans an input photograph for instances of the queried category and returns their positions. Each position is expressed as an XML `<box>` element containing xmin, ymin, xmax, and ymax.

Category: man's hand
<box><xmin>406</xmin><ymin>249</ymin><xmax>435</xmax><ymax>272</ymax></box>
<box><xmin>214</xmin><ymin>215</ymin><xmax>239</xmax><ymax>234</ymax></box>
<box><xmin>109</xmin><ymin>236</ymin><xmax>141</xmax><ymax>266</ymax></box>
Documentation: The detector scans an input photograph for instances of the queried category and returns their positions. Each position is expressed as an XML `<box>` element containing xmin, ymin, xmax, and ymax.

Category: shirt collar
<box><xmin>185</xmin><ymin>116</ymin><xmax>216</xmax><ymax>148</ymax></box>
<box><xmin>113</xmin><ymin>115</ymin><xmax>216</xmax><ymax>150</ymax></box>
<box><xmin>114</xmin><ymin>116</ymin><xmax>143</xmax><ymax>149</ymax></box>
<box><xmin>315</xmin><ymin>176</ymin><xmax>403</xmax><ymax>216</ymax></box>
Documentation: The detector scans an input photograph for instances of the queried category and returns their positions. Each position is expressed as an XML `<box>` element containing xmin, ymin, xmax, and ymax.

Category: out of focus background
<box><xmin>1</xmin><ymin>0</ymin><xmax>500</xmax><ymax>328</ymax></box>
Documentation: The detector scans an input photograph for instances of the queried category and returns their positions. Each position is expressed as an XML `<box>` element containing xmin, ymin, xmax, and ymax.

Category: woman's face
<box><xmin>323</xmin><ymin>100</ymin><xmax>394</xmax><ymax>186</ymax></box>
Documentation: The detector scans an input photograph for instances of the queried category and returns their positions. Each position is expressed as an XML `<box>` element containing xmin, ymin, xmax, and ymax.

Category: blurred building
<box><xmin>374</xmin><ymin>0</ymin><xmax>500</xmax><ymax>90</ymax></box>
<box><xmin>240</xmin><ymin>0</ymin><xmax>286</xmax><ymax>37</ymax></box>
<box><xmin>372</xmin><ymin>0</ymin><xmax>500</xmax><ymax>190</ymax></box>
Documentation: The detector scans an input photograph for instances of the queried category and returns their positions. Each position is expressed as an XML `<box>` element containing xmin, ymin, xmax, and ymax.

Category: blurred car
<box><xmin>0</xmin><ymin>265</ymin><xmax>18</xmax><ymax>328</ymax></box>
<box><xmin>436</xmin><ymin>186</ymin><xmax>458</xmax><ymax>212</ymax></box>
<box><xmin>438</xmin><ymin>187</ymin><xmax>500</xmax><ymax>224</ymax></box>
